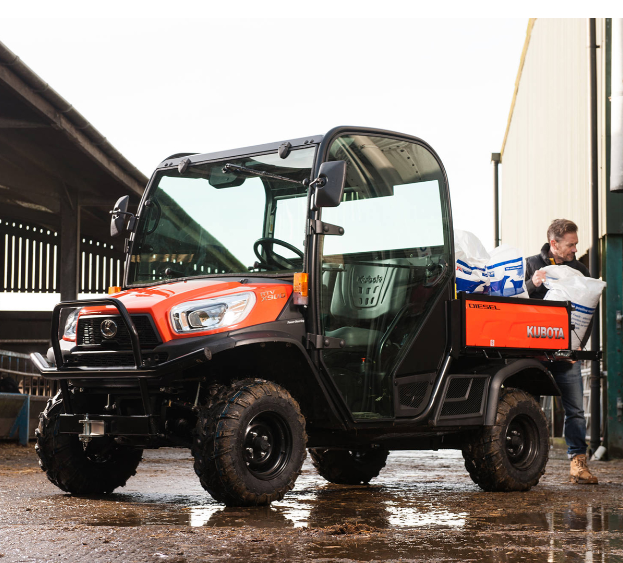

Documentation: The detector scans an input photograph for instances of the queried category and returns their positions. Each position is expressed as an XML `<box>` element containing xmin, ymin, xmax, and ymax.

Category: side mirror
<box><xmin>110</xmin><ymin>195</ymin><xmax>130</xmax><ymax>237</ymax></box>
<box><xmin>314</xmin><ymin>161</ymin><xmax>346</xmax><ymax>208</ymax></box>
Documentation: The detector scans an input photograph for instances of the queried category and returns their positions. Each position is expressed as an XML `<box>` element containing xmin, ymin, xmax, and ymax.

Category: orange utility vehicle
<box><xmin>32</xmin><ymin>126</ymin><xmax>591</xmax><ymax>506</ymax></box>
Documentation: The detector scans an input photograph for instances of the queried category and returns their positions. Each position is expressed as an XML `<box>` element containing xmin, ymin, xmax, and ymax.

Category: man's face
<box><xmin>550</xmin><ymin>232</ymin><xmax>578</xmax><ymax>262</ymax></box>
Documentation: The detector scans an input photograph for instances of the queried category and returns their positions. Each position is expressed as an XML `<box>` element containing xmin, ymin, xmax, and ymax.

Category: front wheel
<box><xmin>192</xmin><ymin>379</ymin><xmax>307</xmax><ymax>506</ymax></box>
<box><xmin>462</xmin><ymin>387</ymin><xmax>549</xmax><ymax>492</ymax></box>
<box><xmin>35</xmin><ymin>392</ymin><xmax>143</xmax><ymax>494</ymax></box>
<box><xmin>309</xmin><ymin>448</ymin><xmax>389</xmax><ymax>485</ymax></box>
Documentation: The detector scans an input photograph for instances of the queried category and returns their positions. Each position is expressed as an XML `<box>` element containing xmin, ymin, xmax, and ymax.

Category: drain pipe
<box><xmin>588</xmin><ymin>18</ymin><xmax>602</xmax><ymax>455</ymax></box>
<box><xmin>612</xmin><ymin>19</ymin><xmax>623</xmax><ymax>192</ymax></box>
<box><xmin>491</xmin><ymin>153</ymin><xmax>501</xmax><ymax>247</ymax></box>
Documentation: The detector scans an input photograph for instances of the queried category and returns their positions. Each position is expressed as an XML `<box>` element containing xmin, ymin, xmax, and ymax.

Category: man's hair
<box><xmin>547</xmin><ymin>219</ymin><xmax>578</xmax><ymax>243</ymax></box>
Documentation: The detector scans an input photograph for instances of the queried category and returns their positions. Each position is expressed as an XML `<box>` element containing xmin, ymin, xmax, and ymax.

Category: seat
<box><xmin>325</xmin><ymin>260</ymin><xmax>410</xmax><ymax>349</ymax></box>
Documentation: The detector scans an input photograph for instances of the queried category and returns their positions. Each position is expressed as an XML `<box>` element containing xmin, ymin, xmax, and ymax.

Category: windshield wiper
<box><xmin>222</xmin><ymin>164</ymin><xmax>307</xmax><ymax>186</ymax></box>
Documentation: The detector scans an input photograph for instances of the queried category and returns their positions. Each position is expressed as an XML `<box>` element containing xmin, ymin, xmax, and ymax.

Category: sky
<box><xmin>0</xmin><ymin>12</ymin><xmax>532</xmax><ymax>253</ymax></box>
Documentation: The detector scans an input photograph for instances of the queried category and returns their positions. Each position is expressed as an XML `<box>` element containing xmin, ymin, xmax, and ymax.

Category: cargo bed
<box><xmin>455</xmin><ymin>292</ymin><xmax>596</xmax><ymax>361</ymax></box>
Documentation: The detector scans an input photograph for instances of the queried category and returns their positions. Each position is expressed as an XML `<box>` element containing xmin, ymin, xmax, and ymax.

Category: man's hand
<box><xmin>532</xmin><ymin>269</ymin><xmax>547</xmax><ymax>287</ymax></box>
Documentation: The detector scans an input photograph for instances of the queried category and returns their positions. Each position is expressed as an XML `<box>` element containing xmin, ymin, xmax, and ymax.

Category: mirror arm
<box><xmin>109</xmin><ymin>209</ymin><xmax>134</xmax><ymax>219</ymax></box>
<box><xmin>308</xmin><ymin>176</ymin><xmax>326</xmax><ymax>189</ymax></box>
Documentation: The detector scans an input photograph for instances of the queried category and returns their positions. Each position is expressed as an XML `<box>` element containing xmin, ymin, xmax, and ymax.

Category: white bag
<box><xmin>542</xmin><ymin>265</ymin><xmax>606</xmax><ymax>349</ymax></box>
<box><xmin>454</xmin><ymin>230</ymin><xmax>490</xmax><ymax>294</ymax></box>
<box><xmin>486</xmin><ymin>244</ymin><xmax>527</xmax><ymax>298</ymax></box>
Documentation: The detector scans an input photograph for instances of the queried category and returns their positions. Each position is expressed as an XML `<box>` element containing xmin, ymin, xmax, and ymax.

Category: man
<box><xmin>525</xmin><ymin>218</ymin><xmax>597</xmax><ymax>484</ymax></box>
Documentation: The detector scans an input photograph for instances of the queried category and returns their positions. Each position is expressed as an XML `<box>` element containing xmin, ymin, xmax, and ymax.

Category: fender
<box><xmin>484</xmin><ymin>358</ymin><xmax>561</xmax><ymax>426</ymax></box>
<box><xmin>222</xmin><ymin>329</ymin><xmax>348</xmax><ymax>430</ymax></box>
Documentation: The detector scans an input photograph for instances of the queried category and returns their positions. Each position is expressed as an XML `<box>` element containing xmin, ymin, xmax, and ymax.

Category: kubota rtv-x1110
<box><xmin>32</xmin><ymin>126</ymin><xmax>586</xmax><ymax>506</ymax></box>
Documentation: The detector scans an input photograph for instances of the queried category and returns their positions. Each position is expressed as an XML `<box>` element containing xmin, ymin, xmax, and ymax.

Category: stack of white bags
<box><xmin>454</xmin><ymin>230</ymin><xmax>606</xmax><ymax>348</ymax></box>
<box><xmin>454</xmin><ymin>230</ymin><xmax>527</xmax><ymax>298</ymax></box>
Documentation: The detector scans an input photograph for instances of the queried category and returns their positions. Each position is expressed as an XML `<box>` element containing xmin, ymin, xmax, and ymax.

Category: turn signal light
<box><xmin>293</xmin><ymin>273</ymin><xmax>308</xmax><ymax>305</ymax></box>
<box><xmin>108</xmin><ymin>286</ymin><xmax>122</xmax><ymax>294</ymax></box>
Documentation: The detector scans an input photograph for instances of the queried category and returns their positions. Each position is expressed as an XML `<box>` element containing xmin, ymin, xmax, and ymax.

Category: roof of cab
<box><xmin>158</xmin><ymin>134</ymin><xmax>324</xmax><ymax>169</ymax></box>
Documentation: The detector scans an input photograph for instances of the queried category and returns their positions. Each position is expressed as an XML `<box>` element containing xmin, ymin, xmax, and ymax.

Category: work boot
<box><xmin>569</xmin><ymin>454</ymin><xmax>598</xmax><ymax>484</ymax></box>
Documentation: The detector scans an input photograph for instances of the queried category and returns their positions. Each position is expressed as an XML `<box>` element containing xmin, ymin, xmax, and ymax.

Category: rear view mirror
<box><xmin>315</xmin><ymin>161</ymin><xmax>346</xmax><ymax>208</ymax></box>
<box><xmin>110</xmin><ymin>195</ymin><xmax>130</xmax><ymax>237</ymax></box>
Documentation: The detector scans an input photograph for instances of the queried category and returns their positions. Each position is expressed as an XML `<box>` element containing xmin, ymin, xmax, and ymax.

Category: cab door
<box><xmin>317</xmin><ymin>132</ymin><xmax>453</xmax><ymax>420</ymax></box>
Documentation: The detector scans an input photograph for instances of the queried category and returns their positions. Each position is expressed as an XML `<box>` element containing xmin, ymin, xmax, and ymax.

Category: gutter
<box><xmin>588</xmin><ymin>18</ymin><xmax>602</xmax><ymax>455</ymax></box>
<box><xmin>611</xmin><ymin>19</ymin><xmax>623</xmax><ymax>192</ymax></box>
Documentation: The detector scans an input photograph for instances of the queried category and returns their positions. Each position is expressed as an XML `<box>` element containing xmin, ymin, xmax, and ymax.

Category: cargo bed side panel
<box><xmin>461</xmin><ymin>293</ymin><xmax>571</xmax><ymax>350</ymax></box>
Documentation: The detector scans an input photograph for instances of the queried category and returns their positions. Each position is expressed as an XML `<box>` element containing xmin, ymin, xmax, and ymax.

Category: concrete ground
<box><xmin>0</xmin><ymin>442</ymin><xmax>622</xmax><ymax>562</ymax></box>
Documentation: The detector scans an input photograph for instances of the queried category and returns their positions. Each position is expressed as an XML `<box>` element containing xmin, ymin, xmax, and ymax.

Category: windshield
<box><xmin>128</xmin><ymin>147</ymin><xmax>315</xmax><ymax>285</ymax></box>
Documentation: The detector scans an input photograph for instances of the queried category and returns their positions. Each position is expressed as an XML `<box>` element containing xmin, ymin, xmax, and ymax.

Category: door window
<box><xmin>320</xmin><ymin>134</ymin><xmax>451</xmax><ymax>419</ymax></box>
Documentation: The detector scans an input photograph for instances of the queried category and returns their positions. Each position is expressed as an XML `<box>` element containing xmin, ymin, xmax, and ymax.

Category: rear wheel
<box><xmin>310</xmin><ymin>448</ymin><xmax>389</xmax><ymax>485</ymax></box>
<box><xmin>192</xmin><ymin>379</ymin><xmax>307</xmax><ymax>506</ymax></box>
<box><xmin>462</xmin><ymin>387</ymin><xmax>548</xmax><ymax>492</ymax></box>
<box><xmin>35</xmin><ymin>392</ymin><xmax>143</xmax><ymax>494</ymax></box>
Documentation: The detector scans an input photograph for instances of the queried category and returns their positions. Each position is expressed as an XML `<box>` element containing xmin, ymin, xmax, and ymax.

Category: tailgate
<box><xmin>458</xmin><ymin>292</ymin><xmax>571</xmax><ymax>351</ymax></box>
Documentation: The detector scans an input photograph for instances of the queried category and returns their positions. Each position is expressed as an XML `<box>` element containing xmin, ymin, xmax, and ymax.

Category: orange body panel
<box><xmin>72</xmin><ymin>279</ymin><xmax>292</xmax><ymax>343</ymax></box>
<box><xmin>464</xmin><ymin>299</ymin><xmax>570</xmax><ymax>350</ymax></box>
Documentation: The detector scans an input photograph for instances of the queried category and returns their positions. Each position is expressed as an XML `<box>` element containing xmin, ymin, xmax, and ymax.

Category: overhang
<box><xmin>0</xmin><ymin>41</ymin><xmax>148</xmax><ymax>238</ymax></box>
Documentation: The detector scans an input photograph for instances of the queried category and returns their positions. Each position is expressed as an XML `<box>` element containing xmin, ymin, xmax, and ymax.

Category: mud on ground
<box><xmin>0</xmin><ymin>442</ymin><xmax>622</xmax><ymax>562</ymax></box>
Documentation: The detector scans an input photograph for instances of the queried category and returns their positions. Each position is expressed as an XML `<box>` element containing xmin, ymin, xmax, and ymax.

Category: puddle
<box><xmin>5</xmin><ymin>444</ymin><xmax>623</xmax><ymax>562</ymax></box>
<box><xmin>74</xmin><ymin>451</ymin><xmax>623</xmax><ymax>538</ymax></box>
<box><xmin>473</xmin><ymin>506</ymin><xmax>623</xmax><ymax>534</ymax></box>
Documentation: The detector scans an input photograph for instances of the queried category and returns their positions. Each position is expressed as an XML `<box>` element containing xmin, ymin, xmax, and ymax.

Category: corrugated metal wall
<box><xmin>500</xmin><ymin>18</ymin><xmax>605</xmax><ymax>259</ymax></box>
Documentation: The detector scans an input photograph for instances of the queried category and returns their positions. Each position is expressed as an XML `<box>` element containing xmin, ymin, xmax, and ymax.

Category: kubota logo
<box><xmin>527</xmin><ymin>326</ymin><xmax>565</xmax><ymax>339</ymax></box>
<box><xmin>357</xmin><ymin>275</ymin><xmax>383</xmax><ymax>284</ymax></box>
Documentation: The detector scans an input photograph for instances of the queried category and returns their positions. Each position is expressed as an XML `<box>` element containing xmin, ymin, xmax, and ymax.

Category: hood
<box><xmin>77</xmin><ymin>278</ymin><xmax>293</xmax><ymax>342</ymax></box>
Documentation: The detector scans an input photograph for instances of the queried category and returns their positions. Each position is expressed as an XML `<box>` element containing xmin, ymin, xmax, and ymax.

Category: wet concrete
<box><xmin>1</xmin><ymin>442</ymin><xmax>623</xmax><ymax>562</ymax></box>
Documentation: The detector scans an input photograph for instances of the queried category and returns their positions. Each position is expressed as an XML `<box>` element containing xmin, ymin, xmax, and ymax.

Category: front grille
<box><xmin>65</xmin><ymin>352</ymin><xmax>169</xmax><ymax>368</ymax></box>
<box><xmin>77</xmin><ymin>315</ymin><xmax>160</xmax><ymax>348</ymax></box>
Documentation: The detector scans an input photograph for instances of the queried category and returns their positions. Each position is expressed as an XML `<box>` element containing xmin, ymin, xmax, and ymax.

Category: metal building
<box><xmin>499</xmin><ymin>19</ymin><xmax>623</xmax><ymax>456</ymax></box>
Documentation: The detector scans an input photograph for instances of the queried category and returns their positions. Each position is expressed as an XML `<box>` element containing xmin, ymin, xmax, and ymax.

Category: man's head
<box><xmin>547</xmin><ymin>219</ymin><xmax>579</xmax><ymax>263</ymax></box>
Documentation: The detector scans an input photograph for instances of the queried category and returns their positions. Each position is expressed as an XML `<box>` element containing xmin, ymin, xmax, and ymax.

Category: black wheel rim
<box><xmin>505</xmin><ymin>414</ymin><xmax>539</xmax><ymax>470</ymax></box>
<box><xmin>243</xmin><ymin>412</ymin><xmax>292</xmax><ymax>480</ymax></box>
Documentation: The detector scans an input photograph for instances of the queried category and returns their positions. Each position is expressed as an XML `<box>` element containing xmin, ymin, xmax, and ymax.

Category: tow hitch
<box><xmin>78</xmin><ymin>414</ymin><xmax>105</xmax><ymax>443</ymax></box>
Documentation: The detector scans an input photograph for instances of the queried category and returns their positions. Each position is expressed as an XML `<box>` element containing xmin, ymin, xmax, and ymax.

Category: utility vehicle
<box><xmin>32</xmin><ymin>126</ymin><xmax>585</xmax><ymax>506</ymax></box>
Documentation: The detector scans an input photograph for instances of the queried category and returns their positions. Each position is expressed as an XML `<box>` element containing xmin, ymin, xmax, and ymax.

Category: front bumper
<box><xmin>30</xmin><ymin>335</ymin><xmax>237</xmax><ymax>380</ymax></box>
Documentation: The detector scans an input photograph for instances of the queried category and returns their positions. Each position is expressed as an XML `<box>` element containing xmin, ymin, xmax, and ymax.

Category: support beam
<box><xmin>604</xmin><ymin>235</ymin><xmax>623</xmax><ymax>457</ymax></box>
<box><xmin>0</xmin><ymin>202</ymin><xmax>59</xmax><ymax>232</ymax></box>
<box><xmin>59</xmin><ymin>186</ymin><xmax>80</xmax><ymax>301</ymax></box>
<box><xmin>604</xmin><ymin>19</ymin><xmax>623</xmax><ymax>457</ymax></box>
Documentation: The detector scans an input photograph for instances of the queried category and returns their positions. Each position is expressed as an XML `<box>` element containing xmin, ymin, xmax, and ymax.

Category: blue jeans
<box><xmin>547</xmin><ymin>361</ymin><xmax>587</xmax><ymax>458</ymax></box>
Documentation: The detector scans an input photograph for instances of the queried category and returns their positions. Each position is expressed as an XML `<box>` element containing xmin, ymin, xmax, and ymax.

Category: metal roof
<box><xmin>0</xmin><ymin>40</ymin><xmax>147</xmax><ymax>237</ymax></box>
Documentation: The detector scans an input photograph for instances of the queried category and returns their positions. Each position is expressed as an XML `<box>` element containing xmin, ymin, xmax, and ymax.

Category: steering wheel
<box><xmin>253</xmin><ymin>238</ymin><xmax>304</xmax><ymax>270</ymax></box>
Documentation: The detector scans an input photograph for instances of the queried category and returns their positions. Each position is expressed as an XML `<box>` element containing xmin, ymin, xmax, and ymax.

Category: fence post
<box><xmin>7</xmin><ymin>394</ymin><xmax>30</xmax><ymax>446</ymax></box>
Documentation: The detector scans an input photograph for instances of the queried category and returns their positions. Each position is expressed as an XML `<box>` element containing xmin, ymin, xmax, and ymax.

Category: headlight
<box><xmin>63</xmin><ymin>308</ymin><xmax>82</xmax><ymax>341</ymax></box>
<box><xmin>170</xmin><ymin>292</ymin><xmax>256</xmax><ymax>333</ymax></box>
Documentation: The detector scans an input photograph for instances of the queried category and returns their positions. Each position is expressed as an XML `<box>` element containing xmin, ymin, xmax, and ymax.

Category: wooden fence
<box><xmin>0</xmin><ymin>218</ymin><xmax>124</xmax><ymax>294</ymax></box>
